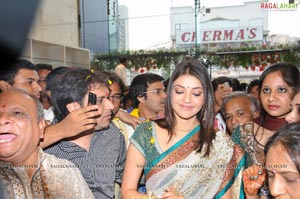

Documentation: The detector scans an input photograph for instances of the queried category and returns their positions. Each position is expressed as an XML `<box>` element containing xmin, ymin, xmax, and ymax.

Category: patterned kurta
<box><xmin>0</xmin><ymin>148</ymin><xmax>94</xmax><ymax>199</ymax></box>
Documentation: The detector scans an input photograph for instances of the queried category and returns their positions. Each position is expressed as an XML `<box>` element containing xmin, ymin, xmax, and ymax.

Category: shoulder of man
<box><xmin>40</xmin><ymin>150</ymin><xmax>94</xmax><ymax>198</ymax></box>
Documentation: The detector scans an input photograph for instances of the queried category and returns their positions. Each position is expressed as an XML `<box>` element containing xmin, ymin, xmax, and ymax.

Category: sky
<box><xmin>119</xmin><ymin>0</ymin><xmax>300</xmax><ymax>50</ymax></box>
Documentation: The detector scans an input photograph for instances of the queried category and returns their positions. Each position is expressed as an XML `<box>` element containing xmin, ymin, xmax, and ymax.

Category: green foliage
<box><xmin>91</xmin><ymin>42</ymin><xmax>300</xmax><ymax>71</ymax></box>
<box><xmin>92</xmin><ymin>49</ymin><xmax>188</xmax><ymax>71</ymax></box>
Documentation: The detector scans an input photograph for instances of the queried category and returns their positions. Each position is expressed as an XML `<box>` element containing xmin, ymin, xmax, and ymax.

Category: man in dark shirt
<box><xmin>45</xmin><ymin>68</ymin><xmax>126</xmax><ymax>199</ymax></box>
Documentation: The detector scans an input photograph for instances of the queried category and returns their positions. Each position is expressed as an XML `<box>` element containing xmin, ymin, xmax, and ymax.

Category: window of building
<box><xmin>175</xmin><ymin>23</ymin><xmax>188</xmax><ymax>30</ymax></box>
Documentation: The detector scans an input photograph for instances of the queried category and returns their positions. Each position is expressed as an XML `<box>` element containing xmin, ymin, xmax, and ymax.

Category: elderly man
<box><xmin>221</xmin><ymin>91</ymin><xmax>260</xmax><ymax>134</ymax></box>
<box><xmin>0</xmin><ymin>59</ymin><xmax>100</xmax><ymax>149</ymax></box>
<box><xmin>0</xmin><ymin>89</ymin><xmax>93</xmax><ymax>198</ymax></box>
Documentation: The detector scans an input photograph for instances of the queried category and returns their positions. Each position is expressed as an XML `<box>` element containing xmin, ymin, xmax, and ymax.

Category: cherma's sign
<box><xmin>176</xmin><ymin>26</ymin><xmax>263</xmax><ymax>45</ymax></box>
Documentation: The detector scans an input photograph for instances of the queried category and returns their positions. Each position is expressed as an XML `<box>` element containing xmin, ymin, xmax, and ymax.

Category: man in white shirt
<box><xmin>114</xmin><ymin>57</ymin><xmax>128</xmax><ymax>86</ymax></box>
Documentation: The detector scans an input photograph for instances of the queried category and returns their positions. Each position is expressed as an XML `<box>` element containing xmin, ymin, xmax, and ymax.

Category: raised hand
<box><xmin>243</xmin><ymin>165</ymin><xmax>266</xmax><ymax>196</ymax></box>
<box><xmin>41</xmin><ymin>104</ymin><xmax>99</xmax><ymax>148</ymax></box>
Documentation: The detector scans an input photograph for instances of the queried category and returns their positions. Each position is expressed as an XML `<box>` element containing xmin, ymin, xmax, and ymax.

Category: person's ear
<box><xmin>66</xmin><ymin>102</ymin><xmax>81</xmax><ymax>112</ymax></box>
<box><xmin>0</xmin><ymin>80</ymin><xmax>12</xmax><ymax>91</ymax></box>
<box><xmin>253</xmin><ymin>111</ymin><xmax>260</xmax><ymax>119</ymax></box>
<box><xmin>137</xmin><ymin>94</ymin><xmax>145</xmax><ymax>104</ymax></box>
<box><xmin>38</xmin><ymin>118</ymin><xmax>46</xmax><ymax>140</ymax></box>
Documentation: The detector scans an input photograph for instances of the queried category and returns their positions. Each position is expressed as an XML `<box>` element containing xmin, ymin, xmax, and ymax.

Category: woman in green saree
<box><xmin>121</xmin><ymin>59</ymin><xmax>245</xmax><ymax>199</ymax></box>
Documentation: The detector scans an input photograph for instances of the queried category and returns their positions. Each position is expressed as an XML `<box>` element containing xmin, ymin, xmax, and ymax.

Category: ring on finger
<box><xmin>249</xmin><ymin>175</ymin><xmax>258</xmax><ymax>180</ymax></box>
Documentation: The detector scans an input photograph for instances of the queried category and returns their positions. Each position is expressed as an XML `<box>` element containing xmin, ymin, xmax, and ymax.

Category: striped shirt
<box><xmin>45</xmin><ymin>123</ymin><xmax>126</xmax><ymax>199</ymax></box>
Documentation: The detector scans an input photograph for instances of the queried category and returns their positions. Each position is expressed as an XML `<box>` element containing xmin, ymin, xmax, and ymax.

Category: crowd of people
<box><xmin>0</xmin><ymin>58</ymin><xmax>300</xmax><ymax>199</ymax></box>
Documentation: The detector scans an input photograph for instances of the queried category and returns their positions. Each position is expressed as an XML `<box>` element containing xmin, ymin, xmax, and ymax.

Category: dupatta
<box><xmin>130</xmin><ymin>122</ymin><xmax>245</xmax><ymax>199</ymax></box>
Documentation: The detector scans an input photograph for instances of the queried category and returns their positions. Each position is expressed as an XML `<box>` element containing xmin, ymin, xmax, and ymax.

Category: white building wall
<box><xmin>30</xmin><ymin>0</ymin><xmax>80</xmax><ymax>47</ymax></box>
<box><xmin>22</xmin><ymin>0</ymin><xmax>90</xmax><ymax>68</ymax></box>
<box><xmin>170</xmin><ymin>1</ymin><xmax>268</xmax><ymax>47</ymax></box>
<box><xmin>170</xmin><ymin>6</ymin><xmax>194</xmax><ymax>37</ymax></box>
<box><xmin>201</xmin><ymin>1</ymin><xmax>268</xmax><ymax>30</ymax></box>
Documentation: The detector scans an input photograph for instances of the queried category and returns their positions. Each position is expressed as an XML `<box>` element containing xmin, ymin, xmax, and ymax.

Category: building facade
<box><xmin>24</xmin><ymin>0</ymin><xmax>89</xmax><ymax>68</ymax></box>
<box><xmin>79</xmin><ymin>0</ymin><xmax>123</xmax><ymax>55</ymax></box>
<box><xmin>118</xmin><ymin>5</ymin><xmax>129</xmax><ymax>51</ymax></box>
<box><xmin>268</xmin><ymin>34</ymin><xmax>300</xmax><ymax>46</ymax></box>
<box><xmin>23</xmin><ymin>0</ymin><xmax>127</xmax><ymax>67</ymax></box>
<box><xmin>170</xmin><ymin>1</ymin><xmax>269</xmax><ymax>51</ymax></box>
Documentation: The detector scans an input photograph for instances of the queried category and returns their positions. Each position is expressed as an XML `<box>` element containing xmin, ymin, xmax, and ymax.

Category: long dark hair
<box><xmin>265</xmin><ymin>123</ymin><xmax>300</xmax><ymax>172</ymax></box>
<box><xmin>258</xmin><ymin>62</ymin><xmax>299</xmax><ymax>126</ymax></box>
<box><xmin>159</xmin><ymin>59</ymin><xmax>216</xmax><ymax>157</ymax></box>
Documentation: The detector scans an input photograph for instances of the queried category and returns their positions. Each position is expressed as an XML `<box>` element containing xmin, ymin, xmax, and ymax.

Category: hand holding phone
<box><xmin>223</xmin><ymin>82</ymin><xmax>230</xmax><ymax>88</ymax></box>
<box><xmin>88</xmin><ymin>93</ymin><xmax>97</xmax><ymax>105</ymax></box>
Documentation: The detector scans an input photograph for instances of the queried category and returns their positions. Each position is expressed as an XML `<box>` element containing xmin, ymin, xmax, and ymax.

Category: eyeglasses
<box><xmin>108</xmin><ymin>94</ymin><xmax>123</xmax><ymax>101</ymax></box>
<box><xmin>144</xmin><ymin>88</ymin><xmax>167</xmax><ymax>95</ymax></box>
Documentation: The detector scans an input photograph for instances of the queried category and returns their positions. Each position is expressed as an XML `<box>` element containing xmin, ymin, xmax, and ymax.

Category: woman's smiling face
<box><xmin>171</xmin><ymin>74</ymin><xmax>204</xmax><ymax>121</ymax></box>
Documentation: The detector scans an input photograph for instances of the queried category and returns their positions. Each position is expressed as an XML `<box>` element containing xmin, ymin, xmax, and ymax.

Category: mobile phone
<box><xmin>223</xmin><ymin>82</ymin><xmax>230</xmax><ymax>88</ymax></box>
<box><xmin>88</xmin><ymin>93</ymin><xmax>97</xmax><ymax>105</ymax></box>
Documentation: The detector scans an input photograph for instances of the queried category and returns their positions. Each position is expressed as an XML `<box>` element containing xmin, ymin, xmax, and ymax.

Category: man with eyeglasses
<box><xmin>98</xmin><ymin>71</ymin><xmax>138</xmax><ymax>199</ymax></box>
<box><xmin>95</xmin><ymin>71</ymin><xmax>142</xmax><ymax>144</ymax></box>
<box><xmin>127</xmin><ymin>73</ymin><xmax>166</xmax><ymax>194</ymax></box>
<box><xmin>99</xmin><ymin>71</ymin><xmax>135</xmax><ymax>148</ymax></box>
<box><xmin>129</xmin><ymin>73</ymin><xmax>166</xmax><ymax>121</ymax></box>
<box><xmin>45</xmin><ymin>68</ymin><xmax>126</xmax><ymax>199</ymax></box>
